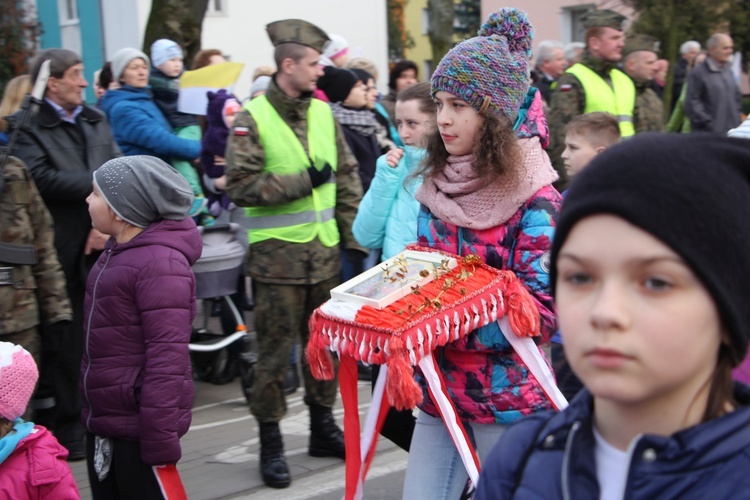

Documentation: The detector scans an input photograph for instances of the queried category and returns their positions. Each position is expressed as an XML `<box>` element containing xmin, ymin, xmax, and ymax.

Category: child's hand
<box><xmin>386</xmin><ymin>148</ymin><xmax>404</xmax><ymax>168</ymax></box>
<box><xmin>215</xmin><ymin>175</ymin><xmax>227</xmax><ymax>191</ymax></box>
<box><xmin>214</xmin><ymin>155</ymin><xmax>227</xmax><ymax>166</ymax></box>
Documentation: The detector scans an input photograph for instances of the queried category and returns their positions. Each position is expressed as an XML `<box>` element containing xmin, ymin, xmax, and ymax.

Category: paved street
<box><xmin>69</xmin><ymin>308</ymin><xmax>409</xmax><ymax>498</ymax></box>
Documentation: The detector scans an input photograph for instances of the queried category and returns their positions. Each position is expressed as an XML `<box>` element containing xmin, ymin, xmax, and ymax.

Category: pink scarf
<box><xmin>415</xmin><ymin>137</ymin><xmax>558</xmax><ymax>230</ymax></box>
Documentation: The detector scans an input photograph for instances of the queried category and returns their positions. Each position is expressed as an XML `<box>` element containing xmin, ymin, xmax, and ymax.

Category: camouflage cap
<box><xmin>266</xmin><ymin>19</ymin><xmax>330</xmax><ymax>53</ymax></box>
<box><xmin>580</xmin><ymin>9</ymin><xmax>627</xmax><ymax>31</ymax></box>
<box><xmin>623</xmin><ymin>34</ymin><xmax>660</xmax><ymax>57</ymax></box>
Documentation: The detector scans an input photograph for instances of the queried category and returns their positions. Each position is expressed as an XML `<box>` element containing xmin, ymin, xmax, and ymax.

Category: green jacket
<box><xmin>225</xmin><ymin>79</ymin><xmax>363</xmax><ymax>285</ymax></box>
<box><xmin>0</xmin><ymin>157</ymin><xmax>72</xmax><ymax>334</ymax></box>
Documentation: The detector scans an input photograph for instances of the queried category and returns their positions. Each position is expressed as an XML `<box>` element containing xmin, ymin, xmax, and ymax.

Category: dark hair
<box><xmin>701</xmin><ymin>342</ymin><xmax>738</xmax><ymax>422</ymax></box>
<box><xmin>397</xmin><ymin>81</ymin><xmax>433</xmax><ymax>115</ymax></box>
<box><xmin>565</xmin><ymin>112</ymin><xmax>620</xmax><ymax>148</ymax></box>
<box><xmin>351</xmin><ymin>68</ymin><xmax>373</xmax><ymax>84</ymax></box>
<box><xmin>388</xmin><ymin>60</ymin><xmax>418</xmax><ymax>90</ymax></box>
<box><xmin>274</xmin><ymin>43</ymin><xmax>310</xmax><ymax>68</ymax></box>
<box><xmin>98</xmin><ymin>62</ymin><xmax>114</xmax><ymax>91</ymax></box>
<box><xmin>30</xmin><ymin>48</ymin><xmax>81</xmax><ymax>82</ymax></box>
<box><xmin>192</xmin><ymin>49</ymin><xmax>223</xmax><ymax>70</ymax></box>
<box><xmin>417</xmin><ymin>111</ymin><xmax>520</xmax><ymax>182</ymax></box>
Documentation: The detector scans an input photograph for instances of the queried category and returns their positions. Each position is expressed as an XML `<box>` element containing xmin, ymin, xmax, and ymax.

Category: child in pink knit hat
<box><xmin>0</xmin><ymin>342</ymin><xmax>79</xmax><ymax>498</ymax></box>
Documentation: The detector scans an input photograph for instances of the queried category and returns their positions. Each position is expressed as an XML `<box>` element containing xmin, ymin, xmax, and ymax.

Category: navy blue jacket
<box><xmin>476</xmin><ymin>385</ymin><xmax>750</xmax><ymax>499</ymax></box>
<box><xmin>100</xmin><ymin>85</ymin><xmax>201</xmax><ymax>161</ymax></box>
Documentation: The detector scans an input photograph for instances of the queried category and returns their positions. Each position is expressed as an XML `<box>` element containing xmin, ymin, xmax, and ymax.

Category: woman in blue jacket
<box><xmin>476</xmin><ymin>134</ymin><xmax>750</xmax><ymax>499</ymax></box>
<box><xmin>100</xmin><ymin>48</ymin><xmax>200</xmax><ymax>162</ymax></box>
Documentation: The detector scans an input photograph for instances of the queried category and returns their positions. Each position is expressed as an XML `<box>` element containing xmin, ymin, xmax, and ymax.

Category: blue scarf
<box><xmin>0</xmin><ymin>419</ymin><xmax>34</xmax><ymax>464</ymax></box>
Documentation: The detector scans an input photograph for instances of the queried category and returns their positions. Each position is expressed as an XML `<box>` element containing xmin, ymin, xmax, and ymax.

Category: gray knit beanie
<box><xmin>94</xmin><ymin>156</ymin><xmax>194</xmax><ymax>228</ymax></box>
<box><xmin>111</xmin><ymin>47</ymin><xmax>150</xmax><ymax>83</ymax></box>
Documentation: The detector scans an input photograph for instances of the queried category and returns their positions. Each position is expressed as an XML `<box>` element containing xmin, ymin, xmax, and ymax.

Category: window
<box><xmin>206</xmin><ymin>0</ymin><xmax>228</xmax><ymax>16</ymax></box>
<box><xmin>58</xmin><ymin>0</ymin><xmax>79</xmax><ymax>24</ymax></box>
<box><xmin>562</xmin><ymin>4</ymin><xmax>595</xmax><ymax>43</ymax></box>
<box><xmin>422</xmin><ymin>8</ymin><xmax>429</xmax><ymax>36</ymax></box>
<box><xmin>423</xmin><ymin>60</ymin><xmax>432</xmax><ymax>81</ymax></box>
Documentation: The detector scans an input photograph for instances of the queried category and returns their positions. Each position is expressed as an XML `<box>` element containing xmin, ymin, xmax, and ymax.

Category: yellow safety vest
<box><xmin>566</xmin><ymin>64</ymin><xmax>636</xmax><ymax>137</ymax></box>
<box><xmin>243</xmin><ymin>96</ymin><xmax>339</xmax><ymax>246</ymax></box>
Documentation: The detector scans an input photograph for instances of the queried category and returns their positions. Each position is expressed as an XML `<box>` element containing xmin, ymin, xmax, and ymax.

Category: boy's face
<box><xmin>562</xmin><ymin>132</ymin><xmax>602</xmax><ymax>178</ymax></box>
<box><xmin>159</xmin><ymin>57</ymin><xmax>184</xmax><ymax>78</ymax></box>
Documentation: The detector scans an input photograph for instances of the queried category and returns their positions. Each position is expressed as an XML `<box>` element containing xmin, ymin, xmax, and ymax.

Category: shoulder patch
<box><xmin>559</xmin><ymin>84</ymin><xmax>573</xmax><ymax>93</ymax></box>
<box><xmin>233</xmin><ymin>127</ymin><xmax>249</xmax><ymax>137</ymax></box>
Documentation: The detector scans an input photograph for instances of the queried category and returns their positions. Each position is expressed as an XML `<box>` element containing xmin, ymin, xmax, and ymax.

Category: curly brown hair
<box><xmin>416</xmin><ymin>112</ymin><xmax>520</xmax><ymax>182</ymax></box>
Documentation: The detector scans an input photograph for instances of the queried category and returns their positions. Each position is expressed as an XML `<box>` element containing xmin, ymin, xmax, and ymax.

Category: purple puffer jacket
<box><xmin>81</xmin><ymin>218</ymin><xmax>202</xmax><ymax>465</ymax></box>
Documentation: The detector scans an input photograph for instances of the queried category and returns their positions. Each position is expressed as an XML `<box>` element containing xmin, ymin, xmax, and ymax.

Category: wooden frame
<box><xmin>330</xmin><ymin>250</ymin><xmax>458</xmax><ymax>309</ymax></box>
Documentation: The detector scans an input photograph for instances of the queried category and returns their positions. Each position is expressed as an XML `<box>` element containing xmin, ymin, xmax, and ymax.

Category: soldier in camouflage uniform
<box><xmin>225</xmin><ymin>19</ymin><xmax>364</xmax><ymax>489</ymax></box>
<box><xmin>623</xmin><ymin>34</ymin><xmax>665</xmax><ymax>133</ymax></box>
<box><xmin>0</xmin><ymin>155</ymin><xmax>71</xmax><ymax>386</ymax></box>
<box><xmin>548</xmin><ymin>10</ymin><xmax>633</xmax><ymax>190</ymax></box>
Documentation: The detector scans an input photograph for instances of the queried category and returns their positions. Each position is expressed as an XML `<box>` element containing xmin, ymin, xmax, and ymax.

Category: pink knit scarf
<box><xmin>415</xmin><ymin>137</ymin><xmax>559</xmax><ymax>230</ymax></box>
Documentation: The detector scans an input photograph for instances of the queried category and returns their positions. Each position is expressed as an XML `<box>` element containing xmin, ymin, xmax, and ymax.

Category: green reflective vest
<box><xmin>566</xmin><ymin>64</ymin><xmax>636</xmax><ymax>137</ymax></box>
<box><xmin>244</xmin><ymin>96</ymin><xmax>339</xmax><ymax>246</ymax></box>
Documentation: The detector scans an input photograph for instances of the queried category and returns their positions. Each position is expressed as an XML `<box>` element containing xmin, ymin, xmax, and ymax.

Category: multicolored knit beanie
<box><xmin>431</xmin><ymin>7</ymin><xmax>533</xmax><ymax>122</ymax></box>
<box><xmin>0</xmin><ymin>342</ymin><xmax>38</xmax><ymax>421</ymax></box>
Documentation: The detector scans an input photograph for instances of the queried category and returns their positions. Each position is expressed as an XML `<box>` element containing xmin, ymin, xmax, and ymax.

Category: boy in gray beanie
<box><xmin>83</xmin><ymin>155</ymin><xmax>201</xmax><ymax>496</ymax></box>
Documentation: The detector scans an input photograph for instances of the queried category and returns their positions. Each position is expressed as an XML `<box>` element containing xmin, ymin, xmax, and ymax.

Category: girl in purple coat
<box><xmin>402</xmin><ymin>8</ymin><xmax>561</xmax><ymax>498</ymax></box>
<box><xmin>83</xmin><ymin>156</ymin><xmax>202</xmax><ymax>499</ymax></box>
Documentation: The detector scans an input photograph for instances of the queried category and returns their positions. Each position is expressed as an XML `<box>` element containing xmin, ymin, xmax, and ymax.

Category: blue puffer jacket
<box><xmin>475</xmin><ymin>385</ymin><xmax>750</xmax><ymax>499</ymax></box>
<box><xmin>352</xmin><ymin>146</ymin><xmax>424</xmax><ymax>260</ymax></box>
<box><xmin>100</xmin><ymin>85</ymin><xmax>201</xmax><ymax>161</ymax></box>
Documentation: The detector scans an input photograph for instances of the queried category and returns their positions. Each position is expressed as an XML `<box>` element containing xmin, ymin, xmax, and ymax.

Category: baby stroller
<box><xmin>190</xmin><ymin>223</ymin><xmax>255</xmax><ymax>403</ymax></box>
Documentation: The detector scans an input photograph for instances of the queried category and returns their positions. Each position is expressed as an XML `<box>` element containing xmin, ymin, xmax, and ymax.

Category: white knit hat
<box><xmin>0</xmin><ymin>342</ymin><xmax>38</xmax><ymax>421</ymax></box>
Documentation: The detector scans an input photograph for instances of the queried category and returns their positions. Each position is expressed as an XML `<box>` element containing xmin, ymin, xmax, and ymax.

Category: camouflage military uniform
<box><xmin>226</xmin><ymin>79</ymin><xmax>363</xmax><ymax>422</ymax></box>
<box><xmin>633</xmin><ymin>80</ymin><xmax>665</xmax><ymax>133</ymax></box>
<box><xmin>0</xmin><ymin>156</ymin><xmax>72</xmax><ymax>362</ymax></box>
<box><xmin>548</xmin><ymin>53</ymin><xmax>620</xmax><ymax>189</ymax></box>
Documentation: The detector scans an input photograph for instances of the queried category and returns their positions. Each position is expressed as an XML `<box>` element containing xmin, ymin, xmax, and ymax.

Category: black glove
<box><xmin>307</xmin><ymin>163</ymin><xmax>333</xmax><ymax>188</ymax></box>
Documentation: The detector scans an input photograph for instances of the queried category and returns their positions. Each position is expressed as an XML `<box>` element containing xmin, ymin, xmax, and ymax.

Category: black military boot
<box><xmin>308</xmin><ymin>404</ymin><xmax>345</xmax><ymax>459</ymax></box>
<box><xmin>259</xmin><ymin>422</ymin><xmax>291</xmax><ymax>488</ymax></box>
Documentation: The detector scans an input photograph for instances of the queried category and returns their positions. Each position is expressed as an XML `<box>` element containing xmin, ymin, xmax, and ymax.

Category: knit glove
<box><xmin>307</xmin><ymin>162</ymin><xmax>333</xmax><ymax>188</ymax></box>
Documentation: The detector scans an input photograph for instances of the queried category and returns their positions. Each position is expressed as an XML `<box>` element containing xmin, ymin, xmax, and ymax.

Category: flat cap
<box><xmin>623</xmin><ymin>34</ymin><xmax>660</xmax><ymax>57</ymax></box>
<box><xmin>266</xmin><ymin>19</ymin><xmax>330</xmax><ymax>53</ymax></box>
<box><xmin>581</xmin><ymin>9</ymin><xmax>627</xmax><ymax>31</ymax></box>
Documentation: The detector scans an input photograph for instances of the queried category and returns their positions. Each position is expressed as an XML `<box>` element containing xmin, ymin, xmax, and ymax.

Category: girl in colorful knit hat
<box><xmin>0</xmin><ymin>342</ymin><xmax>79</xmax><ymax>497</ymax></box>
<box><xmin>402</xmin><ymin>8</ymin><xmax>561</xmax><ymax>498</ymax></box>
<box><xmin>476</xmin><ymin>133</ymin><xmax>750</xmax><ymax>498</ymax></box>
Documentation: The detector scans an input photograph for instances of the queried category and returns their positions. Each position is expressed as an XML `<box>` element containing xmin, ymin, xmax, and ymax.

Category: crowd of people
<box><xmin>0</xmin><ymin>4</ymin><xmax>749</xmax><ymax>499</ymax></box>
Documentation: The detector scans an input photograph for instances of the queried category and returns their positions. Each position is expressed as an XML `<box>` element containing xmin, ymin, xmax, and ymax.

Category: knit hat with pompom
<box><xmin>431</xmin><ymin>7</ymin><xmax>533</xmax><ymax>122</ymax></box>
<box><xmin>0</xmin><ymin>342</ymin><xmax>38</xmax><ymax>421</ymax></box>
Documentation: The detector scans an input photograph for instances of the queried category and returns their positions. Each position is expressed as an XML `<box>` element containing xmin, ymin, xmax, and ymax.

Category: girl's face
<box><xmin>556</xmin><ymin>214</ymin><xmax>722</xmax><ymax>409</ymax></box>
<box><xmin>364</xmin><ymin>78</ymin><xmax>378</xmax><ymax>110</ymax></box>
<box><xmin>86</xmin><ymin>182</ymin><xmax>117</xmax><ymax>236</ymax></box>
<box><xmin>395</xmin><ymin>99</ymin><xmax>433</xmax><ymax>147</ymax></box>
<box><xmin>222</xmin><ymin>98</ymin><xmax>242</xmax><ymax>129</ymax></box>
<box><xmin>121</xmin><ymin>58</ymin><xmax>149</xmax><ymax>88</ymax></box>
<box><xmin>434</xmin><ymin>91</ymin><xmax>483</xmax><ymax>156</ymax></box>
<box><xmin>343</xmin><ymin>81</ymin><xmax>367</xmax><ymax>109</ymax></box>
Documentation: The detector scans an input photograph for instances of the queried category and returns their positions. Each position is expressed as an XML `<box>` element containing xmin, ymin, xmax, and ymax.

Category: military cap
<box><xmin>580</xmin><ymin>9</ymin><xmax>627</xmax><ymax>31</ymax></box>
<box><xmin>266</xmin><ymin>19</ymin><xmax>330</xmax><ymax>53</ymax></box>
<box><xmin>623</xmin><ymin>34</ymin><xmax>660</xmax><ymax>57</ymax></box>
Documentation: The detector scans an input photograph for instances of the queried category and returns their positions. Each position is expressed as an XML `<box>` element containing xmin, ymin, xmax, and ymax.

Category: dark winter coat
<box><xmin>201</xmin><ymin>89</ymin><xmax>234</xmax><ymax>211</ymax></box>
<box><xmin>81</xmin><ymin>218</ymin><xmax>202</xmax><ymax>466</ymax></box>
<box><xmin>341</xmin><ymin>125</ymin><xmax>380</xmax><ymax>193</ymax></box>
<box><xmin>685</xmin><ymin>58</ymin><xmax>742</xmax><ymax>134</ymax></box>
<box><xmin>149</xmin><ymin>68</ymin><xmax>198</xmax><ymax>129</ymax></box>
<box><xmin>475</xmin><ymin>385</ymin><xmax>750</xmax><ymax>499</ymax></box>
<box><xmin>12</xmin><ymin>101</ymin><xmax>121</xmax><ymax>283</ymax></box>
<box><xmin>100</xmin><ymin>85</ymin><xmax>201</xmax><ymax>161</ymax></box>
